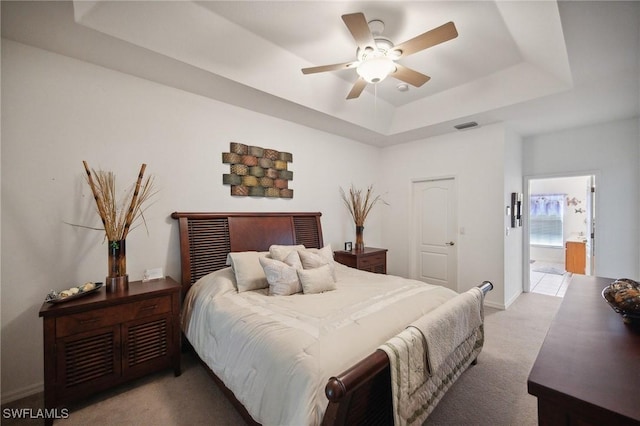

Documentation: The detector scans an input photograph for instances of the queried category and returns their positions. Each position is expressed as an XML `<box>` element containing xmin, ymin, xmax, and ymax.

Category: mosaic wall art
<box><xmin>222</xmin><ymin>142</ymin><xmax>293</xmax><ymax>198</ymax></box>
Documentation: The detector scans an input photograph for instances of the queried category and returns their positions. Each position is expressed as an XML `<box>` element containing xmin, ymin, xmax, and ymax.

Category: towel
<box><xmin>409</xmin><ymin>287</ymin><xmax>484</xmax><ymax>375</ymax></box>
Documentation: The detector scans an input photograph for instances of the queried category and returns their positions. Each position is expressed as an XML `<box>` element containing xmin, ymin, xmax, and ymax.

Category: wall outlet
<box><xmin>143</xmin><ymin>267</ymin><xmax>164</xmax><ymax>282</ymax></box>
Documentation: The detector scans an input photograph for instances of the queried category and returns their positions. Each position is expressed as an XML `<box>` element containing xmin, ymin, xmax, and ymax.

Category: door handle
<box><xmin>445</xmin><ymin>241</ymin><xmax>455</xmax><ymax>246</ymax></box>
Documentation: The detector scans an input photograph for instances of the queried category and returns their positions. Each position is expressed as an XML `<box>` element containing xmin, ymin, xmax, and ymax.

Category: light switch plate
<box><xmin>143</xmin><ymin>267</ymin><xmax>164</xmax><ymax>282</ymax></box>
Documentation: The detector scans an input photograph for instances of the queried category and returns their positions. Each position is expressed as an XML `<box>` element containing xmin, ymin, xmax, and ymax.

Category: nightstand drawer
<box><xmin>359</xmin><ymin>253</ymin><xmax>385</xmax><ymax>268</ymax></box>
<box><xmin>129</xmin><ymin>296</ymin><xmax>172</xmax><ymax>320</ymax></box>
<box><xmin>56</xmin><ymin>296</ymin><xmax>171</xmax><ymax>338</ymax></box>
<box><xmin>334</xmin><ymin>247</ymin><xmax>387</xmax><ymax>274</ymax></box>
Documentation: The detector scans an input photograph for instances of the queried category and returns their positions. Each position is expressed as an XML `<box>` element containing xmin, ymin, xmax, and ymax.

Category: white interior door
<box><xmin>412</xmin><ymin>178</ymin><xmax>458</xmax><ymax>291</ymax></box>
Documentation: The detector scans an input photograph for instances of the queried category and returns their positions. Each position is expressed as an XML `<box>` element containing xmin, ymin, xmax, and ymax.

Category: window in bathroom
<box><xmin>530</xmin><ymin>194</ymin><xmax>565</xmax><ymax>247</ymax></box>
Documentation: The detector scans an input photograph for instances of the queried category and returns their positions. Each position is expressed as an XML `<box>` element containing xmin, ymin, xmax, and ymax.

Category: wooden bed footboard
<box><xmin>323</xmin><ymin>350</ymin><xmax>392</xmax><ymax>425</ymax></box>
<box><xmin>322</xmin><ymin>281</ymin><xmax>494</xmax><ymax>426</ymax></box>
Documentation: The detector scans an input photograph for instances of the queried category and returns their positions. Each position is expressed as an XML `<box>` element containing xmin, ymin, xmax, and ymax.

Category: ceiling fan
<box><xmin>301</xmin><ymin>12</ymin><xmax>458</xmax><ymax>99</ymax></box>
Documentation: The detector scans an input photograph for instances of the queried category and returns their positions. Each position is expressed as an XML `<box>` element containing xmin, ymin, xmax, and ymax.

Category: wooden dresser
<box><xmin>527</xmin><ymin>274</ymin><xmax>640</xmax><ymax>425</ymax></box>
<box><xmin>39</xmin><ymin>277</ymin><xmax>181</xmax><ymax>424</ymax></box>
<box><xmin>333</xmin><ymin>247</ymin><xmax>387</xmax><ymax>274</ymax></box>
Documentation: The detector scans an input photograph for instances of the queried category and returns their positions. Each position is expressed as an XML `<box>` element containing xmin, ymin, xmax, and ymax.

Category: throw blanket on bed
<box><xmin>411</xmin><ymin>287</ymin><xmax>484</xmax><ymax>375</ymax></box>
<box><xmin>379</xmin><ymin>287</ymin><xmax>484</xmax><ymax>425</ymax></box>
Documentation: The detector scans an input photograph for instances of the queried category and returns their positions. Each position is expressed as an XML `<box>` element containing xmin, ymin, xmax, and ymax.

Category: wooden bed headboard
<box><xmin>171</xmin><ymin>212</ymin><xmax>323</xmax><ymax>294</ymax></box>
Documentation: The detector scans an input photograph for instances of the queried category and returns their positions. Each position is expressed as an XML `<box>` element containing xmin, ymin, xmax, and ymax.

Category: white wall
<box><xmin>523</xmin><ymin>118</ymin><xmax>640</xmax><ymax>280</ymax></box>
<box><xmin>0</xmin><ymin>40</ymin><xmax>382</xmax><ymax>402</ymax></box>
<box><xmin>379</xmin><ymin>124</ymin><xmax>507</xmax><ymax>309</ymax></box>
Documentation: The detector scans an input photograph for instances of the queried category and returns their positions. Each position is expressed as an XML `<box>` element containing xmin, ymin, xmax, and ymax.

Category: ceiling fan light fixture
<box><xmin>302</xmin><ymin>12</ymin><xmax>458</xmax><ymax>99</ymax></box>
<box><xmin>356</xmin><ymin>56</ymin><xmax>396</xmax><ymax>83</ymax></box>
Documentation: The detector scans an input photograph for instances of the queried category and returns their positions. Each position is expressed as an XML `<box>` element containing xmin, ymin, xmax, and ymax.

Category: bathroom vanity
<box><xmin>565</xmin><ymin>239</ymin><xmax>586</xmax><ymax>274</ymax></box>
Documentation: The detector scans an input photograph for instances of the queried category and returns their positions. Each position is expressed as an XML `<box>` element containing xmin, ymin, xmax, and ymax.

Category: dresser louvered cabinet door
<box><xmin>122</xmin><ymin>314</ymin><xmax>173</xmax><ymax>378</ymax></box>
<box><xmin>56</xmin><ymin>325</ymin><xmax>121</xmax><ymax>401</ymax></box>
<box><xmin>40</xmin><ymin>277</ymin><xmax>181</xmax><ymax>425</ymax></box>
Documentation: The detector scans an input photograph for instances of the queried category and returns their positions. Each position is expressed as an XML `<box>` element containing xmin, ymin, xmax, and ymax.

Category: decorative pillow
<box><xmin>259</xmin><ymin>255</ymin><xmax>302</xmax><ymax>296</ymax></box>
<box><xmin>225</xmin><ymin>251</ymin><xmax>269</xmax><ymax>266</ymax></box>
<box><xmin>298</xmin><ymin>264</ymin><xmax>337</xmax><ymax>294</ymax></box>
<box><xmin>304</xmin><ymin>245</ymin><xmax>334</xmax><ymax>263</ymax></box>
<box><xmin>282</xmin><ymin>250</ymin><xmax>303</xmax><ymax>270</ymax></box>
<box><xmin>298</xmin><ymin>246</ymin><xmax>336</xmax><ymax>281</ymax></box>
<box><xmin>226</xmin><ymin>251</ymin><xmax>269</xmax><ymax>292</ymax></box>
<box><xmin>269</xmin><ymin>244</ymin><xmax>306</xmax><ymax>262</ymax></box>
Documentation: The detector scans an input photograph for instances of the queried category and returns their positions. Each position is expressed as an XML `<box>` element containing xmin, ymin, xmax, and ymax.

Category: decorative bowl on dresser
<box><xmin>333</xmin><ymin>247</ymin><xmax>387</xmax><ymax>274</ymax></box>
<box><xmin>602</xmin><ymin>278</ymin><xmax>640</xmax><ymax>324</ymax></box>
<box><xmin>39</xmin><ymin>276</ymin><xmax>181</xmax><ymax>425</ymax></box>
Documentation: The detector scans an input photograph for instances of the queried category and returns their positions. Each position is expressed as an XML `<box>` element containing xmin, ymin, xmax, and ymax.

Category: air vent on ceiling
<box><xmin>454</xmin><ymin>121</ymin><xmax>478</xmax><ymax>130</ymax></box>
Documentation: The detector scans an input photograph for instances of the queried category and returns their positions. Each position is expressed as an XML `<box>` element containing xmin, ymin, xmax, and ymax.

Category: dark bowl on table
<box><xmin>602</xmin><ymin>278</ymin><xmax>640</xmax><ymax>324</ymax></box>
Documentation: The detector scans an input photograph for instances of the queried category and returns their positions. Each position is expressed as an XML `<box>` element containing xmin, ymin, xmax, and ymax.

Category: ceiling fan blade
<box><xmin>346</xmin><ymin>78</ymin><xmax>367</xmax><ymax>99</ymax></box>
<box><xmin>302</xmin><ymin>61</ymin><xmax>356</xmax><ymax>75</ymax></box>
<box><xmin>342</xmin><ymin>13</ymin><xmax>377</xmax><ymax>51</ymax></box>
<box><xmin>393</xmin><ymin>21</ymin><xmax>458</xmax><ymax>58</ymax></box>
<box><xmin>391</xmin><ymin>64</ymin><xmax>431</xmax><ymax>87</ymax></box>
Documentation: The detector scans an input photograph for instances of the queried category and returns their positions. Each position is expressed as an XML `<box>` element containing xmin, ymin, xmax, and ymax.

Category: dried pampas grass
<box><xmin>82</xmin><ymin>161</ymin><xmax>156</xmax><ymax>241</ymax></box>
<box><xmin>340</xmin><ymin>184</ymin><xmax>388</xmax><ymax>226</ymax></box>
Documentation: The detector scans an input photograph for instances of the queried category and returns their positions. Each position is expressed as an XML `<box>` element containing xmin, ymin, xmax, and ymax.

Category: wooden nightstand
<box><xmin>333</xmin><ymin>247</ymin><xmax>388</xmax><ymax>274</ymax></box>
<box><xmin>39</xmin><ymin>277</ymin><xmax>181</xmax><ymax>424</ymax></box>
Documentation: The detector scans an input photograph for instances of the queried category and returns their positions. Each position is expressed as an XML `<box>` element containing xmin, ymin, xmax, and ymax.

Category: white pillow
<box><xmin>269</xmin><ymin>244</ymin><xmax>306</xmax><ymax>262</ymax></box>
<box><xmin>304</xmin><ymin>245</ymin><xmax>334</xmax><ymax>264</ymax></box>
<box><xmin>282</xmin><ymin>250</ymin><xmax>303</xmax><ymax>270</ymax></box>
<box><xmin>298</xmin><ymin>264</ymin><xmax>337</xmax><ymax>294</ymax></box>
<box><xmin>225</xmin><ymin>251</ymin><xmax>269</xmax><ymax>266</ymax></box>
<box><xmin>259</xmin><ymin>254</ymin><xmax>303</xmax><ymax>296</ymax></box>
<box><xmin>298</xmin><ymin>246</ymin><xmax>336</xmax><ymax>281</ymax></box>
<box><xmin>226</xmin><ymin>251</ymin><xmax>269</xmax><ymax>292</ymax></box>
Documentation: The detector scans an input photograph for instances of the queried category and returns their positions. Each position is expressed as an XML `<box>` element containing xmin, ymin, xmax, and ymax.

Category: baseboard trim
<box><xmin>1</xmin><ymin>382</ymin><xmax>43</xmax><ymax>405</ymax></box>
<box><xmin>484</xmin><ymin>300</ymin><xmax>506</xmax><ymax>310</ymax></box>
<box><xmin>504</xmin><ymin>290</ymin><xmax>522</xmax><ymax>309</ymax></box>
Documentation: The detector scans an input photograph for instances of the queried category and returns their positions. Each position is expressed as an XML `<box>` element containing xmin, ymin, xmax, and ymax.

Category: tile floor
<box><xmin>530</xmin><ymin>262</ymin><xmax>572</xmax><ymax>297</ymax></box>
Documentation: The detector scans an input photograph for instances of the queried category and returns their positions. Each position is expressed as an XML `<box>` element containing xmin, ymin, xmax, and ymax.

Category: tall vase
<box><xmin>106</xmin><ymin>239</ymin><xmax>128</xmax><ymax>292</ymax></box>
<box><xmin>355</xmin><ymin>225</ymin><xmax>365</xmax><ymax>251</ymax></box>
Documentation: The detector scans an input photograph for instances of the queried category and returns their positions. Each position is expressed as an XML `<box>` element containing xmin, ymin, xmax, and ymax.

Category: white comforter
<box><xmin>182</xmin><ymin>263</ymin><xmax>457</xmax><ymax>426</ymax></box>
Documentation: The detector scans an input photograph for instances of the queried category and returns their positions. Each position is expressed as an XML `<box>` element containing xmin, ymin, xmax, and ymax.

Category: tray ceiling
<box><xmin>2</xmin><ymin>1</ymin><xmax>638</xmax><ymax>146</ymax></box>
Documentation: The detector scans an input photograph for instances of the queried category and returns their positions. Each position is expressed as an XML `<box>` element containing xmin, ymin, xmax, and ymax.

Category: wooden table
<box><xmin>527</xmin><ymin>275</ymin><xmax>640</xmax><ymax>425</ymax></box>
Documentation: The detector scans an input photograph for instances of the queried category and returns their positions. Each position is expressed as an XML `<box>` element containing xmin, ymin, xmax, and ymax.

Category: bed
<box><xmin>171</xmin><ymin>211</ymin><xmax>493</xmax><ymax>425</ymax></box>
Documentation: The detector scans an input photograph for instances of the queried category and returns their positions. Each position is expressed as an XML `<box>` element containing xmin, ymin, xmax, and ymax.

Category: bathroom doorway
<box><xmin>524</xmin><ymin>174</ymin><xmax>596</xmax><ymax>297</ymax></box>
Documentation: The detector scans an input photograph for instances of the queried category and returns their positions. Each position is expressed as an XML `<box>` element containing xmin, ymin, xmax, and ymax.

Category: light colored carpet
<box><xmin>2</xmin><ymin>292</ymin><xmax>562</xmax><ymax>426</ymax></box>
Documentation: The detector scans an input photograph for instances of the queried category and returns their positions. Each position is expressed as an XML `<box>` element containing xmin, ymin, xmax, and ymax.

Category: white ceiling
<box><xmin>2</xmin><ymin>1</ymin><xmax>638</xmax><ymax>146</ymax></box>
